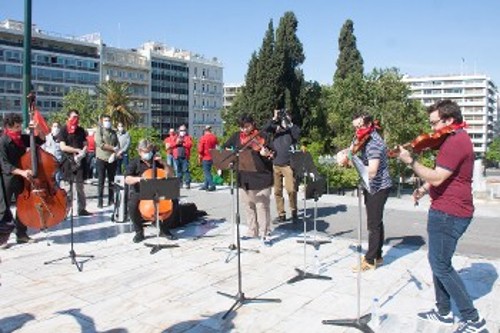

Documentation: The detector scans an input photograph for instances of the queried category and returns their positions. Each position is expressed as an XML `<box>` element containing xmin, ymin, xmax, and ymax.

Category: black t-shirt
<box><xmin>58</xmin><ymin>126</ymin><xmax>87</xmax><ymax>181</ymax></box>
<box><xmin>126</xmin><ymin>158</ymin><xmax>166</xmax><ymax>194</ymax></box>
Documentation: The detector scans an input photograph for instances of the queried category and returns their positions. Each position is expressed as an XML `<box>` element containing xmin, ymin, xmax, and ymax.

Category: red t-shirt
<box><xmin>86</xmin><ymin>134</ymin><xmax>95</xmax><ymax>153</ymax></box>
<box><xmin>163</xmin><ymin>135</ymin><xmax>177</xmax><ymax>155</ymax></box>
<box><xmin>198</xmin><ymin>132</ymin><xmax>218</xmax><ymax>161</ymax></box>
<box><xmin>429</xmin><ymin>129</ymin><xmax>474</xmax><ymax>218</ymax></box>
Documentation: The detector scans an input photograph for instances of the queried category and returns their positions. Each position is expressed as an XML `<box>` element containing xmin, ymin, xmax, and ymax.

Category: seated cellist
<box><xmin>125</xmin><ymin>139</ymin><xmax>178</xmax><ymax>243</ymax></box>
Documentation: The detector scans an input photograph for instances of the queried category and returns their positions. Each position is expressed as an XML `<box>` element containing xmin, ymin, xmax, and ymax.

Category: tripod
<box><xmin>44</xmin><ymin>178</ymin><xmax>94</xmax><ymax>272</ymax></box>
<box><xmin>322</xmin><ymin>155</ymin><xmax>375</xmax><ymax>332</ymax></box>
<box><xmin>287</xmin><ymin>153</ymin><xmax>331</xmax><ymax>284</ymax></box>
<box><xmin>217</xmin><ymin>149</ymin><xmax>281</xmax><ymax>320</ymax></box>
<box><xmin>140</xmin><ymin>177</ymin><xmax>180</xmax><ymax>255</ymax></box>
<box><xmin>211</xmin><ymin>150</ymin><xmax>259</xmax><ymax>263</ymax></box>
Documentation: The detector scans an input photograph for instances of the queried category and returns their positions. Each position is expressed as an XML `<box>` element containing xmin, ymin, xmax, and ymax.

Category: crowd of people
<box><xmin>0</xmin><ymin>100</ymin><xmax>488</xmax><ymax>332</ymax></box>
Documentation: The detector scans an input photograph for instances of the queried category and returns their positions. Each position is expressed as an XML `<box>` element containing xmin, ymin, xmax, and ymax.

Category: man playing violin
<box><xmin>223</xmin><ymin>114</ymin><xmax>274</xmax><ymax>246</ymax></box>
<box><xmin>340</xmin><ymin>112</ymin><xmax>392</xmax><ymax>272</ymax></box>
<box><xmin>0</xmin><ymin>113</ymin><xmax>46</xmax><ymax>248</ymax></box>
<box><xmin>395</xmin><ymin>100</ymin><xmax>486</xmax><ymax>332</ymax></box>
<box><xmin>125</xmin><ymin>139</ymin><xmax>177</xmax><ymax>243</ymax></box>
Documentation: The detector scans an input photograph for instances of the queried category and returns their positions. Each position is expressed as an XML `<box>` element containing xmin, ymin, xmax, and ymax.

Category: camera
<box><xmin>277</xmin><ymin>108</ymin><xmax>292</xmax><ymax>129</ymax></box>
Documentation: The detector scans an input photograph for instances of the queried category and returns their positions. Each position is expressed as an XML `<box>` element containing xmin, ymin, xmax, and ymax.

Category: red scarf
<box><xmin>355</xmin><ymin>120</ymin><xmax>381</xmax><ymax>140</ymax></box>
<box><xmin>240</xmin><ymin>129</ymin><xmax>258</xmax><ymax>146</ymax></box>
<box><xmin>449</xmin><ymin>121</ymin><xmax>468</xmax><ymax>131</ymax></box>
<box><xmin>67</xmin><ymin>117</ymin><xmax>79</xmax><ymax>134</ymax></box>
<box><xmin>4</xmin><ymin>128</ymin><xmax>24</xmax><ymax>148</ymax></box>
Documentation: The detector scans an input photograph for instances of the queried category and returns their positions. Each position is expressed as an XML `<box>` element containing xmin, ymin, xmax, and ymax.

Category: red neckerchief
<box><xmin>240</xmin><ymin>129</ymin><xmax>259</xmax><ymax>146</ymax></box>
<box><xmin>4</xmin><ymin>128</ymin><xmax>24</xmax><ymax>148</ymax></box>
<box><xmin>449</xmin><ymin>121</ymin><xmax>467</xmax><ymax>131</ymax></box>
<box><xmin>355</xmin><ymin>120</ymin><xmax>381</xmax><ymax>140</ymax></box>
<box><xmin>67</xmin><ymin>117</ymin><xmax>79</xmax><ymax>134</ymax></box>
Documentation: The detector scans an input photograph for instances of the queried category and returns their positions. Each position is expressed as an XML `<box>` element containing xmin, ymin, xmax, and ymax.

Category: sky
<box><xmin>2</xmin><ymin>0</ymin><xmax>500</xmax><ymax>86</ymax></box>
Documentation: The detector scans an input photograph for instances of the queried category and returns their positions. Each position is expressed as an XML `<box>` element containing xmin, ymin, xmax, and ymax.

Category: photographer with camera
<box><xmin>263</xmin><ymin>109</ymin><xmax>301</xmax><ymax>223</ymax></box>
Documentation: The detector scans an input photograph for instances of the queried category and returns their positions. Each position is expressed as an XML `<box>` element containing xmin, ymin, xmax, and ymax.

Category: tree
<box><xmin>334</xmin><ymin>19</ymin><xmax>364</xmax><ymax>81</ymax></box>
<box><xmin>486</xmin><ymin>136</ymin><xmax>500</xmax><ymax>165</ymax></box>
<box><xmin>95</xmin><ymin>80</ymin><xmax>139</xmax><ymax>128</ymax></box>
<box><xmin>275</xmin><ymin>11</ymin><xmax>305</xmax><ymax>124</ymax></box>
<box><xmin>49</xmin><ymin>88</ymin><xmax>100</xmax><ymax>128</ymax></box>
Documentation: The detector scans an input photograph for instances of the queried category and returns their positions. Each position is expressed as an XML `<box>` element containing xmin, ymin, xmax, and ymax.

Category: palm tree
<box><xmin>95</xmin><ymin>80</ymin><xmax>139</xmax><ymax>128</ymax></box>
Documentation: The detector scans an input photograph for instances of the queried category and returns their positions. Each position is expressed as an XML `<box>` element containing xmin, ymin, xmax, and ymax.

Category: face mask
<box><xmin>117</xmin><ymin>127</ymin><xmax>124</xmax><ymax>133</ymax></box>
<box><xmin>141</xmin><ymin>151</ymin><xmax>153</xmax><ymax>160</ymax></box>
<box><xmin>103</xmin><ymin>120</ymin><xmax>111</xmax><ymax>129</ymax></box>
<box><xmin>179</xmin><ymin>130</ymin><xmax>186</xmax><ymax>137</ymax></box>
<box><xmin>51</xmin><ymin>128</ymin><xmax>60</xmax><ymax>136</ymax></box>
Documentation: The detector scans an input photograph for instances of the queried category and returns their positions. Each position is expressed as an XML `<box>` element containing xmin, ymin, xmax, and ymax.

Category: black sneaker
<box><xmin>199</xmin><ymin>186</ymin><xmax>207</xmax><ymax>191</ymax></box>
<box><xmin>272</xmin><ymin>216</ymin><xmax>287</xmax><ymax>224</ymax></box>
<box><xmin>207</xmin><ymin>186</ymin><xmax>216</xmax><ymax>192</ymax></box>
<box><xmin>133</xmin><ymin>232</ymin><xmax>145</xmax><ymax>243</ymax></box>
<box><xmin>0</xmin><ymin>232</ymin><xmax>10</xmax><ymax>249</ymax></box>
<box><xmin>16</xmin><ymin>235</ymin><xmax>36</xmax><ymax>244</ymax></box>
<box><xmin>185</xmin><ymin>184</ymin><xmax>191</xmax><ymax>189</ymax></box>
<box><xmin>417</xmin><ymin>308</ymin><xmax>454</xmax><ymax>326</ymax></box>
<box><xmin>78</xmin><ymin>209</ymin><xmax>92</xmax><ymax>216</ymax></box>
<box><xmin>453</xmin><ymin>316</ymin><xmax>487</xmax><ymax>333</ymax></box>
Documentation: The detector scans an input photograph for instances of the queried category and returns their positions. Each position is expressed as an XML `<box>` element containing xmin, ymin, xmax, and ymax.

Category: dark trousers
<box><xmin>364</xmin><ymin>187</ymin><xmax>390</xmax><ymax>264</ymax></box>
<box><xmin>128</xmin><ymin>192</ymin><xmax>174</xmax><ymax>234</ymax></box>
<box><xmin>0</xmin><ymin>177</ymin><xmax>28</xmax><ymax>237</ymax></box>
<box><xmin>96</xmin><ymin>158</ymin><xmax>117</xmax><ymax>204</ymax></box>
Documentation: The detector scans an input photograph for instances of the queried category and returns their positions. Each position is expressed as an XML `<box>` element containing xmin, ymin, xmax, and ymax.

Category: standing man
<box><xmin>0</xmin><ymin>113</ymin><xmax>45</xmax><ymax>247</ymax></box>
<box><xmin>263</xmin><ymin>109</ymin><xmax>301</xmax><ymax>223</ymax></box>
<box><xmin>59</xmin><ymin>109</ymin><xmax>90</xmax><ymax>216</ymax></box>
<box><xmin>116</xmin><ymin>122</ymin><xmax>130</xmax><ymax>175</ymax></box>
<box><xmin>173</xmin><ymin>124</ymin><xmax>192</xmax><ymax>189</ymax></box>
<box><xmin>163</xmin><ymin>128</ymin><xmax>177</xmax><ymax>169</ymax></box>
<box><xmin>94</xmin><ymin>114</ymin><xmax>120</xmax><ymax>208</ymax></box>
<box><xmin>395</xmin><ymin>100</ymin><xmax>486</xmax><ymax>332</ymax></box>
<box><xmin>197</xmin><ymin>125</ymin><xmax>218</xmax><ymax>191</ymax></box>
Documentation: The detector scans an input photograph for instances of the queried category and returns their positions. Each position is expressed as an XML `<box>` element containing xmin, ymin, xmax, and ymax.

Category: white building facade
<box><xmin>403</xmin><ymin>74</ymin><xmax>498</xmax><ymax>156</ymax></box>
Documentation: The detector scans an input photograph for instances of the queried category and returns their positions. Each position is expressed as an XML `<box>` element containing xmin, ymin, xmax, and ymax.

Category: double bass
<box><xmin>16</xmin><ymin>93</ymin><xmax>68</xmax><ymax>229</ymax></box>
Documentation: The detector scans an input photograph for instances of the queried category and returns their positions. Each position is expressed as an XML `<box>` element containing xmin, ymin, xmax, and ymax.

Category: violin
<box><xmin>240</xmin><ymin>130</ymin><xmax>274</xmax><ymax>158</ymax></box>
<box><xmin>388</xmin><ymin>126</ymin><xmax>455</xmax><ymax>157</ymax></box>
<box><xmin>138</xmin><ymin>158</ymin><xmax>174</xmax><ymax>222</ymax></box>
<box><xmin>16</xmin><ymin>93</ymin><xmax>68</xmax><ymax>229</ymax></box>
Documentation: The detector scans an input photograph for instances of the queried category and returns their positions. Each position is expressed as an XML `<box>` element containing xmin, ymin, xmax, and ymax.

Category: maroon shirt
<box><xmin>430</xmin><ymin>129</ymin><xmax>474</xmax><ymax>218</ymax></box>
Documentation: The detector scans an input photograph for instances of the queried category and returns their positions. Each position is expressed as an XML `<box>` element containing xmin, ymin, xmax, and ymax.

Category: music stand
<box><xmin>323</xmin><ymin>154</ymin><xmax>374</xmax><ymax>332</ymax></box>
<box><xmin>287</xmin><ymin>152</ymin><xmax>331</xmax><ymax>284</ymax></box>
<box><xmin>217</xmin><ymin>149</ymin><xmax>281</xmax><ymax>320</ymax></box>
<box><xmin>211</xmin><ymin>149</ymin><xmax>259</xmax><ymax>262</ymax></box>
<box><xmin>44</xmin><ymin>177</ymin><xmax>94</xmax><ymax>272</ymax></box>
<box><xmin>140</xmin><ymin>177</ymin><xmax>180</xmax><ymax>254</ymax></box>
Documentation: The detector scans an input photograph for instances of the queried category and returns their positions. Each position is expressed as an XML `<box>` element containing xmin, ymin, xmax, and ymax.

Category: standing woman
<box><xmin>223</xmin><ymin>114</ymin><xmax>274</xmax><ymax>246</ymax></box>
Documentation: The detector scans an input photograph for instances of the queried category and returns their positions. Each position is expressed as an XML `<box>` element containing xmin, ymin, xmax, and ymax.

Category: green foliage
<box><xmin>95</xmin><ymin>80</ymin><xmax>139</xmax><ymax>129</ymax></box>
<box><xmin>486</xmin><ymin>136</ymin><xmax>500</xmax><ymax>163</ymax></box>
<box><xmin>335</xmin><ymin>19</ymin><xmax>364</xmax><ymax>81</ymax></box>
<box><xmin>49</xmin><ymin>89</ymin><xmax>100</xmax><ymax>128</ymax></box>
<box><xmin>128</xmin><ymin>126</ymin><xmax>162</xmax><ymax>160</ymax></box>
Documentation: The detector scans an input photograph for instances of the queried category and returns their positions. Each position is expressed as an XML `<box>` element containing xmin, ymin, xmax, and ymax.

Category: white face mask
<box><xmin>117</xmin><ymin>126</ymin><xmax>124</xmax><ymax>132</ymax></box>
<box><xmin>141</xmin><ymin>151</ymin><xmax>153</xmax><ymax>160</ymax></box>
<box><xmin>103</xmin><ymin>120</ymin><xmax>111</xmax><ymax>129</ymax></box>
<box><xmin>179</xmin><ymin>130</ymin><xmax>186</xmax><ymax>137</ymax></box>
<box><xmin>51</xmin><ymin>127</ymin><xmax>60</xmax><ymax>136</ymax></box>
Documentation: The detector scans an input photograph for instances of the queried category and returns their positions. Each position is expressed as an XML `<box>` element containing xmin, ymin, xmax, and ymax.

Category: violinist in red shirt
<box><xmin>197</xmin><ymin>125</ymin><xmax>218</xmax><ymax>191</ymax></box>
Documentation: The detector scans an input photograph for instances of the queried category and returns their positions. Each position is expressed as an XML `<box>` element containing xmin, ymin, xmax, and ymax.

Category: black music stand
<box><xmin>322</xmin><ymin>154</ymin><xmax>374</xmax><ymax>332</ymax></box>
<box><xmin>211</xmin><ymin>149</ymin><xmax>259</xmax><ymax>262</ymax></box>
<box><xmin>287</xmin><ymin>151</ymin><xmax>331</xmax><ymax>284</ymax></box>
<box><xmin>217</xmin><ymin>149</ymin><xmax>281</xmax><ymax>320</ymax></box>
<box><xmin>44</xmin><ymin>177</ymin><xmax>94</xmax><ymax>272</ymax></box>
<box><xmin>140</xmin><ymin>177</ymin><xmax>180</xmax><ymax>254</ymax></box>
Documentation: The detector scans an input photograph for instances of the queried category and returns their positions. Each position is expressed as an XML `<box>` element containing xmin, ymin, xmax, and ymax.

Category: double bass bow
<box><xmin>16</xmin><ymin>93</ymin><xmax>68</xmax><ymax>229</ymax></box>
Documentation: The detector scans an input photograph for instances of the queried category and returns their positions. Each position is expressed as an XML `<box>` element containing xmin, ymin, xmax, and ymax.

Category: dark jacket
<box><xmin>262</xmin><ymin>119</ymin><xmax>300</xmax><ymax>166</ymax></box>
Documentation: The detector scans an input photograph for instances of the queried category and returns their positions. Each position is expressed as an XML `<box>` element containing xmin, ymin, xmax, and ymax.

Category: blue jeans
<box><xmin>175</xmin><ymin>157</ymin><xmax>191</xmax><ymax>186</ymax></box>
<box><xmin>202</xmin><ymin>160</ymin><xmax>214</xmax><ymax>189</ymax></box>
<box><xmin>427</xmin><ymin>208</ymin><xmax>478</xmax><ymax>320</ymax></box>
<box><xmin>116</xmin><ymin>153</ymin><xmax>128</xmax><ymax>175</ymax></box>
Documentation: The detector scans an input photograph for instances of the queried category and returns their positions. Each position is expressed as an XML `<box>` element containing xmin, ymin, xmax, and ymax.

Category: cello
<box><xmin>138</xmin><ymin>153</ymin><xmax>174</xmax><ymax>222</ymax></box>
<box><xmin>16</xmin><ymin>93</ymin><xmax>68</xmax><ymax>229</ymax></box>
